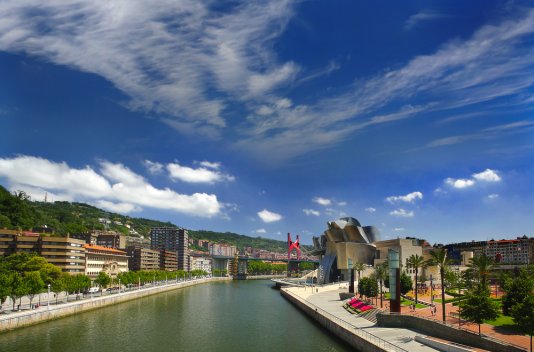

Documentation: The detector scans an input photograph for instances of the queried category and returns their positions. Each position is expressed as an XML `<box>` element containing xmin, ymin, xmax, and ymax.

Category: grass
<box><xmin>384</xmin><ymin>293</ymin><xmax>426</xmax><ymax>308</ymax></box>
<box><xmin>485</xmin><ymin>315</ymin><xmax>514</xmax><ymax>326</ymax></box>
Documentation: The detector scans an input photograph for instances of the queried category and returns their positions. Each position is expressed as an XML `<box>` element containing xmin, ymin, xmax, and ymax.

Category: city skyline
<box><xmin>1</xmin><ymin>0</ymin><xmax>533</xmax><ymax>245</ymax></box>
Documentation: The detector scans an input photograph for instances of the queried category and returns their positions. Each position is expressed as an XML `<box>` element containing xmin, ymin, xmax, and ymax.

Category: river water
<box><xmin>0</xmin><ymin>280</ymin><xmax>351</xmax><ymax>352</ymax></box>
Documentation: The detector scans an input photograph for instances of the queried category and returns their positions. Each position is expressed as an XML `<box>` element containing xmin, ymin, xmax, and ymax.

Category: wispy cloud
<box><xmin>237</xmin><ymin>9</ymin><xmax>534</xmax><ymax>161</ymax></box>
<box><xmin>303</xmin><ymin>208</ymin><xmax>320</xmax><ymax>216</ymax></box>
<box><xmin>365</xmin><ymin>207</ymin><xmax>376</xmax><ymax>213</ymax></box>
<box><xmin>386</xmin><ymin>191</ymin><xmax>423</xmax><ymax>204</ymax></box>
<box><xmin>404</xmin><ymin>10</ymin><xmax>452</xmax><ymax>30</ymax></box>
<box><xmin>390</xmin><ymin>209</ymin><xmax>414</xmax><ymax>218</ymax></box>
<box><xmin>312</xmin><ymin>196</ymin><xmax>331</xmax><ymax>206</ymax></box>
<box><xmin>0</xmin><ymin>0</ymin><xmax>297</xmax><ymax>137</ymax></box>
<box><xmin>0</xmin><ymin>155</ymin><xmax>222</xmax><ymax>216</ymax></box>
<box><xmin>166</xmin><ymin>161</ymin><xmax>234</xmax><ymax>184</ymax></box>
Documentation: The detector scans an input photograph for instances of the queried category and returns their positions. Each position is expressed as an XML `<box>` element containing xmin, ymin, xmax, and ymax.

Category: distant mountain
<box><xmin>0</xmin><ymin>185</ymin><xmax>311</xmax><ymax>253</ymax></box>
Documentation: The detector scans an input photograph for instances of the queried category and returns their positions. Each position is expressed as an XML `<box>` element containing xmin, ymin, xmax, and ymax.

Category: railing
<box><xmin>380</xmin><ymin>311</ymin><xmax>526</xmax><ymax>351</ymax></box>
<box><xmin>286</xmin><ymin>290</ymin><xmax>408</xmax><ymax>352</ymax></box>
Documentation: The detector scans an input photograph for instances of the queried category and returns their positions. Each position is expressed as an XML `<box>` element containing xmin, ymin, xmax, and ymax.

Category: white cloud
<box><xmin>473</xmin><ymin>169</ymin><xmax>501</xmax><ymax>182</ymax></box>
<box><xmin>95</xmin><ymin>200</ymin><xmax>141</xmax><ymax>214</ymax></box>
<box><xmin>444</xmin><ymin>168</ymin><xmax>501</xmax><ymax>189</ymax></box>
<box><xmin>393</xmin><ymin>227</ymin><xmax>405</xmax><ymax>232</ymax></box>
<box><xmin>143</xmin><ymin>160</ymin><xmax>164</xmax><ymax>175</ymax></box>
<box><xmin>487</xmin><ymin>194</ymin><xmax>499</xmax><ymax>199</ymax></box>
<box><xmin>445</xmin><ymin>178</ymin><xmax>476</xmax><ymax>189</ymax></box>
<box><xmin>313</xmin><ymin>197</ymin><xmax>331</xmax><ymax>206</ymax></box>
<box><xmin>166</xmin><ymin>162</ymin><xmax>234</xmax><ymax>184</ymax></box>
<box><xmin>257</xmin><ymin>209</ymin><xmax>283</xmax><ymax>223</ymax></box>
<box><xmin>365</xmin><ymin>207</ymin><xmax>376</xmax><ymax>213</ymax></box>
<box><xmin>0</xmin><ymin>155</ymin><xmax>222</xmax><ymax>217</ymax></box>
<box><xmin>389</xmin><ymin>209</ymin><xmax>414</xmax><ymax>218</ymax></box>
<box><xmin>386</xmin><ymin>191</ymin><xmax>423</xmax><ymax>204</ymax></box>
<box><xmin>337</xmin><ymin>201</ymin><xmax>347</xmax><ymax>206</ymax></box>
<box><xmin>255</xmin><ymin>228</ymin><xmax>267</xmax><ymax>234</ymax></box>
<box><xmin>303</xmin><ymin>208</ymin><xmax>320</xmax><ymax>216</ymax></box>
<box><xmin>197</xmin><ymin>161</ymin><xmax>221</xmax><ymax>170</ymax></box>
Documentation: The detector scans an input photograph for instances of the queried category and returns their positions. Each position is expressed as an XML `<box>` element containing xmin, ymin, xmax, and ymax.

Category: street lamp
<box><xmin>47</xmin><ymin>284</ymin><xmax>51</xmax><ymax>311</ymax></box>
<box><xmin>118</xmin><ymin>278</ymin><xmax>121</xmax><ymax>294</ymax></box>
<box><xmin>430</xmin><ymin>274</ymin><xmax>433</xmax><ymax>307</ymax></box>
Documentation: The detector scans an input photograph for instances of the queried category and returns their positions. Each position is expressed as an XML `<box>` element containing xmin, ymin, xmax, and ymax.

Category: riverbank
<box><xmin>0</xmin><ymin>276</ymin><xmax>230</xmax><ymax>333</ymax></box>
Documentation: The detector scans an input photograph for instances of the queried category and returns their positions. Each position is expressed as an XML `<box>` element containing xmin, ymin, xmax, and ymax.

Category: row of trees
<box><xmin>0</xmin><ymin>252</ymin><xmax>210</xmax><ymax>312</ymax></box>
<box><xmin>247</xmin><ymin>261</ymin><xmax>287</xmax><ymax>274</ymax></box>
<box><xmin>0</xmin><ymin>252</ymin><xmax>92</xmax><ymax>310</ymax></box>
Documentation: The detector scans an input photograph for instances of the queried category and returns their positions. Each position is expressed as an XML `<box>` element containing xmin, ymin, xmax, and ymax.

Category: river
<box><xmin>0</xmin><ymin>280</ymin><xmax>351</xmax><ymax>352</ymax></box>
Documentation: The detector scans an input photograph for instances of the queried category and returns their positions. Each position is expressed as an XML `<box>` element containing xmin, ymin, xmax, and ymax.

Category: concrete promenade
<box><xmin>282</xmin><ymin>284</ymin><xmax>445</xmax><ymax>352</ymax></box>
<box><xmin>0</xmin><ymin>276</ymin><xmax>230</xmax><ymax>333</ymax></box>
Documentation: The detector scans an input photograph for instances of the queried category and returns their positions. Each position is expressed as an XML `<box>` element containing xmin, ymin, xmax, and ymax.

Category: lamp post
<box><xmin>430</xmin><ymin>274</ymin><xmax>433</xmax><ymax>307</ymax></box>
<box><xmin>153</xmin><ymin>274</ymin><xmax>156</xmax><ymax>286</ymax></box>
<box><xmin>47</xmin><ymin>284</ymin><xmax>51</xmax><ymax>311</ymax></box>
<box><xmin>118</xmin><ymin>278</ymin><xmax>121</xmax><ymax>294</ymax></box>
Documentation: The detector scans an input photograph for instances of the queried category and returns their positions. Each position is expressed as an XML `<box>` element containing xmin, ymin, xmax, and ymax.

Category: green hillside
<box><xmin>0</xmin><ymin>185</ymin><xmax>311</xmax><ymax>253</ymax></box>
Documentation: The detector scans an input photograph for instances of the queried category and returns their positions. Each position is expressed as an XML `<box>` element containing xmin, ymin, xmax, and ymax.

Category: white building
<box><xmin>85</xmin><ymin>244</ymin><xmax>129</xmax><ymax>279</ymax></box>
<box><xmin>191</xmin><ymin>256</ymin><xmax>212</xmax><ymax>274</ymax></box>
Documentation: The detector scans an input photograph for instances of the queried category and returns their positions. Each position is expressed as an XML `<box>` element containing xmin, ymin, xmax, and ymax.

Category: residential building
<box><xmin>159</xmin><ymin>250</ymin><xmax>178</xmax><ymax>271</ymax></box>
<box><xmin>126</xmin><ymin>246</ymin><xmax>160</xmax><ymax>271</ymax></box>
<box><xmin>191</xmin><ymin>255</ymin><xmax>212</xmax><ymax>274</ymax></box>
<box><xmin>150</xmin><ymin>227</ymin><xmax>189</xmax><ymax>271</ymax></box>
<box><xmin>209</xmin><ymin>243</ymin><xmax>237</xmax><ymax>257</ymax></box>
<box><xmin>40</xmin><ymin>236</ymin><xmax>86</xmax><ymax>274</ymax></box>
<box><xmin>71</xmin><ymin>231</ymin><xmax>126</xmax><ymax>249</ymax></box>
<box><xmin>0</xmin><ymin>230</ymin><xmax>86</xmax><ymax>274</ymax></box>
<box><xmin>84</xmin><ymin>244</ymin><xmax>128</xmax><ymax>279</ymax></box>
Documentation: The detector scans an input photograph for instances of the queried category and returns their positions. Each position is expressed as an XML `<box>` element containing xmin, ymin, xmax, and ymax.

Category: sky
<box><xmin>0</xmin><ymin>0</ymin><xmax>533</xmax><ymax>245</ymax></box>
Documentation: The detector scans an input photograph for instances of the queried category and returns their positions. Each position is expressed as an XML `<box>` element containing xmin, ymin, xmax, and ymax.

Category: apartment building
<box><xmin>150</xmin><ymin>227</ymin><xmax>189</xmax><ymax>271</ymax></box>
<box><xmin>159</xmin><ymin>250</ymin><xmax>178</xmax><ymax>271</ymax></box>
<box><xmin>126</xmin><ymin>246</ymin><xmax>160</xmax><ymax>271</ymax></box>
<box><xmin>85</xmin><ymin>244</ymin><xmax>128</xmax><ymax>279</ymax></box>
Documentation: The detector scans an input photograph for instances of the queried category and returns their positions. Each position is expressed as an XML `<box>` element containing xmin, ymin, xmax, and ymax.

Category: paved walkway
<box><xmin>407</xmin><ymin>299</ymin><xmax>529</xmax><ymax>350</ymax></box>
<box><xmin>287</xmin><ymin>286</ymin><xmax>441</xmax><ymax>352</ymax></box>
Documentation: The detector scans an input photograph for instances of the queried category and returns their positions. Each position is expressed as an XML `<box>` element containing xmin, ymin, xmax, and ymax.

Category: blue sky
<box><xmin>1</xmin><ymin>0</ymin><xmax>533</xmax><ymax>245</ymax></box>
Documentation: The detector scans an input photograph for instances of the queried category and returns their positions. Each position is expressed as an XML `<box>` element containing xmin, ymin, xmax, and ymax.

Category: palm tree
<box><xmin>467</xmin><ymin>254</ymin><xmax>494</xmax><ymax>289</ymax></box>
<box><xmin>353</xmin><ymin>263</ymin><xmax>366</xmax><ymax>294</ymax></box>
<box><xmin>373</xmin><ymin>263</ymin><xmax>388</xmax><ymax>308</ymax></box>
<box><xmin>426</xmin><ymin>248</ymin><xmax>451</xmax><ymax>322</ymax></box>
<box><xmin>406</xmin><ymin>254</ymin><xmax>426</xmax><ymax>306</ymax></box>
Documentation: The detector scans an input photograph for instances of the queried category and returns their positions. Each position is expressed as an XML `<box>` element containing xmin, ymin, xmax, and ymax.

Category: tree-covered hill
<box><xmin>0</xmin><ymin>185</ymin><xmax>311</xmax><ymax>253</ymax></box>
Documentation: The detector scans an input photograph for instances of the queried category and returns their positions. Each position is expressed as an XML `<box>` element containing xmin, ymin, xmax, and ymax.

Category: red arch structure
<box><xmin>287</xmin><ymin>233</ymin><xmax>301</xmax><ymax>261</ymax></box>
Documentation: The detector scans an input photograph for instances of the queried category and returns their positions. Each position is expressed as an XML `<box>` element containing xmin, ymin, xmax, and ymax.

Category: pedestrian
<box><xmin>433</xmin><ymin>305</ymin><xmax>437</xmax><ymax>316</ymax></box>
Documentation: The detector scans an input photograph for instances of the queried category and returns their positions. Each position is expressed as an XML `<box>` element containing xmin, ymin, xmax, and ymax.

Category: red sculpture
<box><xmin>287</xmin><ymin>233</ymin><xmax>301</xmax><ymax>261</ymax></box>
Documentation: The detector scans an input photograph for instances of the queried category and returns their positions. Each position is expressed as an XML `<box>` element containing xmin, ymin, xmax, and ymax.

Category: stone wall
<box><xmin>376</xmin><ymin>313</ymin><xmax>524</xmax><ymax>352</ymax></box>
<box><xmin>0</xmin><ymin>277</ymin><xmax>229</xmax><ymax>333</ymax></box>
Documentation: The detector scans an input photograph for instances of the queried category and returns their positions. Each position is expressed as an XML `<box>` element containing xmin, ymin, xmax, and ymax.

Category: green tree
<box><xmin>353</xmin><ymin>263</ymin><xmax>366</xmax><ymax>293</ymax></box>
<box><xmin>426</xmin><ymin>248</ymin><xmax>452</xmax><ymax>322</ymax></box>
<box><xmin>24</xmin><ymin>271</ymin><xmax>44</xmax><ymax>308</ymax></box>
<box><xmin>406</xmin><ymin>254</ymin><xmax>426</xmax><ymax>305</ymax></box>
<box><xmin>460</xmin><ymin>286</ymin><xmax>499</xmax><ymax>335</ymax></box>
<box><xmin>94</xmin><ymin>272</ymin><xmax>111</xmax><ymax>292</ymax></box>
<box><xmin>0</xmin><ymin>272</ymin><xmax>13</xmax><ymax>311</ymax></box>
<box><xmin>502</xmin><ymin>268</ymin><xmax>534</xmax><ymax>315</ymax></box>
<box><xmin>511</xmin><ymin>293</ymin><xmax>534</xmax><ymax>352</ymax></box>
<box><xmin>358</xmin><ymin>276</ymin><xmax>378</xmax><ymax>300</ymax></box>
<box><xmin>373</xmin><ymin>263</ymin><xmax>387</xmax><ymax>308</ymax></box>
<box><xmin>400</xmin><ymin>271</ymin><xmax>413</xmax><ymax>295</ymax></box>
<box><xmin>467</xmin><ymin>254</ymin><xmax>494</xmax><ymax>287</ymax></box>
<box><xmin>10</xmin><ymin>273</ymin><xmax>29</xmax><ymax>310</ymax></box>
